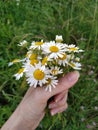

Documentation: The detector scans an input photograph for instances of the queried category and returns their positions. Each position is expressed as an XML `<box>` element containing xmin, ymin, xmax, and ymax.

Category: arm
<box><xmin>1</xmin><ymin>71</ymin><xmax>79</xmax><ymax>130</ymax></box>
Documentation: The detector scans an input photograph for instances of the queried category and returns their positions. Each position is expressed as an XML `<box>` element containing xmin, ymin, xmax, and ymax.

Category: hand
<box><xmin>1</xmin><ymin>71</ymin><xmax>79</xmax><ymax>130</ymax></box>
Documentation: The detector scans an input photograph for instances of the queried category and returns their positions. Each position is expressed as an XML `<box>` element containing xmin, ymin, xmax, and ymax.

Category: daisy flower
<box><xmin>45</xmin><ymin>76</ymin><xmax>58</xmax><ymax>92</ymax></box>
<box><xmin>42</xmin><ymin>41</ymin><xmax>67</xmax><ymax>59</ymax></box>
<box><xmin>29</xmin><ymin>40</ymin><xmax>44</xmax><ymax>50</ymax></box>
<box><xmin>14</xmin><ymin>68</ymin><xmax>25</xmax><ymax>80</ymax></box>
<box><xmin>55</xmin><ymin>35</ymin><xmax>63</xmax><ymax>43</ymax></box>
<box><xmin>68</xmin><ymin>61</ymin><xmax>81</xmax><ymax>70</ymax></box>
<box><xmin>58</xmin><ymin>53</ymin><xmax>71</xmax><ymax>66</ymax></box>
<box><xmin>18</xmin><ymin>40</ymin><xmax>28</xmax><ymax>46</ymax></box>
<box><xmin>25</xmin><ymin>62</ymin><xmax>50</xmax><ymax>87</ymax></box>
<box><xmin>50</xmin><ymin>66</ymin><xmax>63</xmax><ymax>76</ymax></box>
<box><xmin>67</xmin><ymin>44</ymin><xmax>84</xmax><ymax>53</ymax></box>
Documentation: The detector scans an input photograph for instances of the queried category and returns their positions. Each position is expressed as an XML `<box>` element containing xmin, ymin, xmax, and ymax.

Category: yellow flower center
<box><xmin>69</xmin><ymin>47</ymin><xmax>78</xmax><ymax>51</ymax></box>
<box><xmin>42</xmin><ymin>57</ymin><xmax>48</xmax><ymax>65</ymax></box>
<box><xmin>35</xmin><ymin>42</ymin><xmax>43</xmax><ymax>46</ymax></box>
<box><xmin>51</xmin><ymin>69</ymin><xmax>58</xmax><ymax>75</ymax></box>
<box><xmin>59</xmin><ymin>54</ymin><xmax>67</xmax><ymax>60</ymax></box>
<box><xmin>18</xmin><ymin>68</ymin><xmax>24</xmax><ymax>74</ymax></box>
<box><xmin>49</xmin><ymin>46</ymin><xmax>59</xmax><ymax>52</ymax></box>
<box><xmin>30</xmin><ymin>54</ymin><xmax>37</xmax><ymax>60</ymax></box>
<box><xmin>33</xmin><ymin>69</ymin><xmax>45</xmax><ymax>80</ymax></box>
<box><xmin>30</xmin><ymin>59</ymin><xmax>38</xmax><ymax>65</ymax></box>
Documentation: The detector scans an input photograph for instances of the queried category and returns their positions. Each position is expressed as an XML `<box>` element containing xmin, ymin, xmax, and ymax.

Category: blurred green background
<box><xmin>0</xmin><ymin>0</ymin><xmax>98</xmax><ymax>129</ymax></box>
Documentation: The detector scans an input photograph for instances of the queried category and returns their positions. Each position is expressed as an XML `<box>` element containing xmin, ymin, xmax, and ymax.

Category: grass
<box><xmin>0</xmin><ymin>0</ymin><xmax>98</xmax><ymax>129</ymax></box>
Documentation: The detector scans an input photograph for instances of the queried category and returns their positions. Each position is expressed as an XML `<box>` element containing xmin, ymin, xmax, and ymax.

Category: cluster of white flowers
<box><xmin>9</xmin><ymin>35</ymin><xmax>83</xmax><ymax>92</ymax></box>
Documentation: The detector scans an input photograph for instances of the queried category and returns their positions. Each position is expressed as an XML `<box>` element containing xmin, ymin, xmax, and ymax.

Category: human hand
<box><xmin>1</xmin><ymin>71</ymin><xmax>79</xmax><ymax>130</ymax></box>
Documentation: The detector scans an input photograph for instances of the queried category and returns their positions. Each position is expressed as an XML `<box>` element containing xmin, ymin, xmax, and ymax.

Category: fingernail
<box><xmin>67</xmin><ymin>71</ymin><xmax>80</xmax><ymax>82</ymax></box>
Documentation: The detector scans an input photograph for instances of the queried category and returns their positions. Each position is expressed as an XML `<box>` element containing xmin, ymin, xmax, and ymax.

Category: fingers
<box><xmin>50</xmin><ymin>103</ymin><xmax>68</xmax><ymax>116</ymax></box>
<box><xmin>48</xmin><ymin>91</ymin><xmax>68</xmax><ymax>115</ymax></box>
<box><xmin>51</xmin><ymin>103</ymin><xmax>68</xmax><ymax>115</ymax></box>
<box><xmin>54</xmin><ymin>90</ymin><xmax>68</xmax><ymax>103</ymax></box>
<box><xmin>49</xmin><ymin>91</ymin><xmax>68</xmax><ymax>108</ymax></box>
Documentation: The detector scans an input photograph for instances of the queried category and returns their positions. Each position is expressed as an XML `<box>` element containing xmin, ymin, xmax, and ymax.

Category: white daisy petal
<box><xmin>68</xmin><ymin>61</ymin><xmax>81</xmax><ymax>70</ymax></box>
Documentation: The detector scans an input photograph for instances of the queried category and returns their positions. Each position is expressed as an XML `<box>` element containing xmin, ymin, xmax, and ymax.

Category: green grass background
<box><xmin>0</xmin><ymin>0</ymin><xmax>98</xmax><ymax>129</ymax></box>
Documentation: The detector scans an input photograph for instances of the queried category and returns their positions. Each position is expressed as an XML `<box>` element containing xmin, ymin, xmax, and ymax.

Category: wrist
<box><xmin>1</xmin><ymin>107</ymin><xmax>22</xmax><ymax>130</ymax></box>
<box><xmin>1</xmin><ymin>105</ymin><xmax>45</xmax><ymax>130</ymax></box>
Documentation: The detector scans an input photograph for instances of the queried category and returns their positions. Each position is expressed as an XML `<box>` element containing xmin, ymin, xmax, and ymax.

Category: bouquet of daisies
<box><xmin>9</xmin><ymin>35</ymin><xmax>83</xmax><ymax>92</ymax></box>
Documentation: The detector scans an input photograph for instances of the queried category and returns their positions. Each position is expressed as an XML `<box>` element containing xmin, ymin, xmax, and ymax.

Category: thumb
<box><xmin>41</xmin><ymin>71</ymin><xmax>80</xmax><ymax>100</ymax></box>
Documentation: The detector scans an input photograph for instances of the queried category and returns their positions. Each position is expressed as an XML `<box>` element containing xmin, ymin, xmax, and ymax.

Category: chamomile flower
<box><xmin>58</xmin><ymin>53</ymin><xmax>71</xmax><ymax>66</ymax></box>
<box><xmin>25</xmin><ymin>62</ymin><xmax>50</xmax><ymax>87</ymax></box>
<box><xmin>18</xmin><ymin>40</ymin><xmax>28</xmax><ymax>47</ymax></box>
<box><xmin>29</xmin><ymin>40</ymin><xmax>44</xmax><ymax>50</ymax></box>
<box><xmin>45</xmin><ymin>76</ymin><xmax>58</xmax><ymax>92</ymax></box>
<box><xmin>67</xmin><ymin>44</ymin><xmax>84</xmax><ymax>53</ymax></box>
<box><xmin>50</xmin><ymin>66</ymin><xmax>63</xmax><ymax>76</ymax></box>
<box><xmin>68</xmin><ymin>61</ymin><xmax>81</xmax><ymax>70</ymax></box>
<box><xmin>14</xmin><ymin>68</ymin><xmax>25</xmax><ymax>80</ymax></box>
<box><xmin>55</xmin><ymin>35</ymin><xmax>63</xmax><ymax>43</ymax></box>
<box><xmin>42</xmin><ymin>41</ymin><xmax>67</xmax><ymax>59</ymax></box>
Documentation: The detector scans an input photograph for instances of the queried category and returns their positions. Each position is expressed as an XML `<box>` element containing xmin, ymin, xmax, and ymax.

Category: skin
<box><xmin>1</xmin><ymin>71</ymin><xmax>80</xmax><ymax>130</ymax></box>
